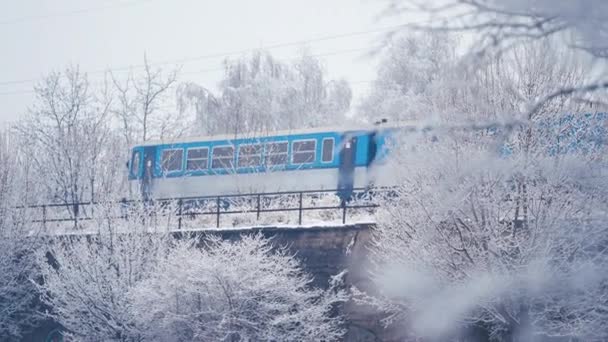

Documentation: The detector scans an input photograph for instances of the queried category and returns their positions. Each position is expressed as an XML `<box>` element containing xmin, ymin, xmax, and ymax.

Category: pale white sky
<box><xmin>0</xmin><ymin>0</ymin><xmax>406</xmax><ymax>125</ymax></box>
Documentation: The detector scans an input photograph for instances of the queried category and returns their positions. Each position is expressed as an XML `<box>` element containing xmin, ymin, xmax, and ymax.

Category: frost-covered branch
<box><xmin>383</xmin><ymin>0</ymin><xmax>608</xmax><ymax>118</ymax></box>
<box><xmin>111</xmin><ymin>56</ymin><xmax>186</xmax><ymax>146</ymax></box>
<box><xmin>0</xmin><ymin>129</ymin><xmax>43</xmax><ymax>339</ymax></box>
<box><xmin>178</xmin><ymin>50</ymin><xmax>353</xmax><ymax>136</ymax></box>
<box><xmin>131</xmin><ymin>233</ymin><xmax>346</xmax><ymax>341</ymax></box>
<box><xmin>15</xmin><ymin>67</ymin><xmax>115</xmax><ymax>221</ymax></box>
<box><xmin>362</xmin><ymin>121</ymin><xmax>608</xmax><ymax>340</ymax></box>
<box><xmin>35</xmin><ymin>201</ymin><xmax>171</xmax><ymax>341</ymax></box>
<box><xmin>35</xmin><ymin>201</ymin><xmax>348</xmax><ymax>341</ymax></box>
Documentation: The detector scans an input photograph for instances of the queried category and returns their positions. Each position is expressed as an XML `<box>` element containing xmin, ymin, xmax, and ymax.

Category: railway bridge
<box><xmin>17</xmin><ymin>189</ymin><xmax>403</xmax><ymax>341</ymax></box>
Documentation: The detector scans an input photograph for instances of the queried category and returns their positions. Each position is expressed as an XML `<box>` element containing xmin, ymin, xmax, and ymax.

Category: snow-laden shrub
<box><xmin>130</xmin><ymin>234</ymin><xmax>347</xmax><ymax>342</ymax></box>
<box><xmin>35</xmin><ymin>202</ymin><xmax>171</xmax><ymax>341</ymax></box>
<box><xmin>36</xmin><ymin>201</ymin><xmax>347</xmax><ymax>341</ymax></box>
<box><xmin>362</xmin><ymin>129</ymin><xmax>608</xmax><ymax>341</ymax></box>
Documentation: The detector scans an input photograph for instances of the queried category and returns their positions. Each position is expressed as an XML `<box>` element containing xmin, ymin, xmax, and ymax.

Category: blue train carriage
<box><xmin>127</xmin><ymin>125</ymin><xmax>399</xmax><ymax>202</ymax></box>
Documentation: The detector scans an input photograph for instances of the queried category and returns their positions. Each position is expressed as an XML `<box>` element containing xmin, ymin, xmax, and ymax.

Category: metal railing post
<box><xmin>177</xmin><ymin>199</ymin><xmax>183</xmax><ymax>230</ymax></box>
<box><xmin>119</xmin><ymin>198</ymin><xmax>127</xmax><ymax>220</ymax></box>
<box><xmin>216</xmin><ymin>196</ymin><xmax>221</xmax><ymax>228</ymax></box>
<box><xmin>256</xmin><ymin>194</ymin><xmax>261</xmax><ymax>220</ymax></box>
<box><xmin>42</xmin><ymin>205</ymin><xmax>47</xmax><ymax>230</ymax></box>
<box><xmin>298</xmin><ymin>192</ymin><xmax>303</xmax><ymax>225</ymax></box>
<box><xmin>71</xmin><ymin>202</ymin><xmax>78</xmax><ymax>230</ymax></box>
<box><xmin>22</xmin><ymin>187</ymin><xmax>384</xmax><ymax>233</ymax></box>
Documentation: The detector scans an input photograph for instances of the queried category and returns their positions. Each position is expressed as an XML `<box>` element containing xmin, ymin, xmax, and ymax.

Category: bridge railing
<box><xmin>17</xmin><ymin>187</ymin><xmax>391</xmax><ymax>232</ymax></box>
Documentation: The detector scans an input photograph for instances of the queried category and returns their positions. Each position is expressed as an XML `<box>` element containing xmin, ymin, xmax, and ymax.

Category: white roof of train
<box><xmin>134</xmin><ymin>121</ymin><xmax>419</xmax><ymax>147</ymax></box>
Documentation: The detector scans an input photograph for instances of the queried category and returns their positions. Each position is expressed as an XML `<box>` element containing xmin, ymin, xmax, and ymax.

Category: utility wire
<box><xmin>179</xmin><ymin>47</ymin><xmax>370</xmax><ymax>77</ymax></box>
<box><xmin>0</xmin><ymin>47</ymin><xmax>376</xmax><ymax>96</ymax></box>
<box><xmin>0</xmin><ymin>25</ymin><xmax>401</xmax><ymax>87</ymax></box>
<box><xmin>123</xmin><ymin>25</ymin><xmax>402</xmax><ymax>69</ymax></box>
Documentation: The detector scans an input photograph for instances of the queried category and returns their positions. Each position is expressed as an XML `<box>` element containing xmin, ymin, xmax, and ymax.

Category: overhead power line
<box><xmin>179</xmin><ymin>47</ymin><xmax>371</xmax><ymax>77</ymax></box>
<box><xmin>135</xmin><ymin>25</ymin><xmax>402</xmax><ymax>69</ymax></box>
<box><xmin>0</xmin><ymin>25</ymin><xmax>403</xmax><ymax>87</ymax></box>
<box><xmin>0</xmin><ymin>46</ymin><xmax>377</xmax><ymax>96</ymax></box>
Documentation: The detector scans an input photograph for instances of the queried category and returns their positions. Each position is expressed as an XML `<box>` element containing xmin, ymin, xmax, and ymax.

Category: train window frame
<box><xmin>291</xmin><ymin>139</ymin><xmax>317</xmax><ymax>164</ymax></box>
<box><xmin>131</xmin><ymin>150</ymin><xmax>141</xmax><ymax>177</ymax></box>
<box><xmin>161</xmin><ymin>148</ymin><xmax>184</xmax><ymax>173</ymax></box>
<box><xmin>211</xmin><ymin>145</ymin><xmax>235</xmax><ymax>169</ymax></box>
<box><xmin>238</xmin><ymin>143</ymin><xmax>263</xmax><ymax>168</ymax></box>
<box><xmin>265</xmin><ymin>141</ymin><xmax>289</xmax><ymax>167</ymax></box>
<box><xmin>186</xmin><ymin>147</ymin><xmax>209</xmax><ymax>171</ymax></box>
<box><xmin>321</xmin><ymin>138</ymin><xmax>334</xmax><ymax>163</ymax></box>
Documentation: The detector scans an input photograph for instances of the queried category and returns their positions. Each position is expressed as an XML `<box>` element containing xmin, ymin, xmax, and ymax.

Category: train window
<box><xmin>265</xmin><ymin>141</ymin><xmax>288</xmax><ymax>166</ymax></box>
<box><xmin>212</xmin><ymin>146</ymin><xmax>234</xmax><ymax>169</ymax></box>
<box><xmin>186</xmin><ymin>147</ymin><xmax>209</xmax><ymax>171</ymax></box>
<box><xmin>321</xmin><ymin>138</ymin><xmax>334</xmax><ymax>163</ymax></box>
<box><xmin>292</xmin><ymin>140</ymin><xmax>316</xmax><ymax>164</ymax></box>
<box><xmin>161</xmin><ymin>149</ymin><xmax>183</xmax><ymax>173</ymax></box>
<box><xmin>238</xmin><ymin>144</ymin><xmax>262</xmax><ymax>168</ymax></box>
<box><xmin>131</xmin><ymin>151</ymin><xmax>141</xmax><ymax>176</ymax></box>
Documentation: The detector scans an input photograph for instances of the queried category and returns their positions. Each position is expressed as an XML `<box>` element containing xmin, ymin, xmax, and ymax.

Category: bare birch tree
<box><xmin>16</xmin><ymin>67</ymin><xmax>112</xmax><ymax>220</ymax></box>
<box><xmin>111</xmin><ymin>56</ymin><xmax>187</xmax><ymax>146</ymax></box>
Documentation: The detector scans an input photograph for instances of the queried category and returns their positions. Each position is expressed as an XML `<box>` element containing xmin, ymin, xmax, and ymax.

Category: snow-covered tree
<box><xmin>386</xmin><ymin>0</ymin><xmax>608</xmax><ymax>113</ymax></box>
<box><xmin>360</xmin><ymin>32</ymin><xmax>458</xmax><ymax>122</ymax></box>
<box><xmin>35</xmin><ymin>202</ymin><xmax>171</xmax><ymax>341</ymax></box>
<box><xmin>15</xmin><ymin>67</ymin><xmax>114</xmax><ymax>217</ymax></box>
<box><xmin>359</xmin><ymin>6</ymin><xmax>608</xmax><ymax>338</ymax></box>
<box><xmin>360</xmin><ymin>32</ymin><xmax>592</xmax><ymax>125</ymax></box>
<box><xmin>112</xmin><ymin>56</ymin><xmax>189</xmax><ymax>146</ymax></box>
<box><xmin>0</xmin><ymin>129</ymin><xmax>42</xmax><ymax>340</ymax></box>
<box><xmin>36</xmin><ymin>203</ymin><xmax>347</xmax><ymax>342</ymax></box>
<box><xmin>177</xmin><ymin>50</ymin><xmax>352</xmax><ymax>136</ymax></box>
<box><xmin>13</xmin><ymin>62</ymin><xmax>179</xmax><ymax>216</ymax></box>
<box><xmin>130</xmin><ymin>233</ymin><xmax>347</xmax><ymax>342</ymax></box>
<box><xmin>361</xmin><ymin>118</ymin><xmax>608</xmax><ymax>340</ymax></box>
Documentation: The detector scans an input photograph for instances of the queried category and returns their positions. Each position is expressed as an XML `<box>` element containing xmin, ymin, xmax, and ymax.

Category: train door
<box><xmin>338</xmin><ymin>135</ymin><xmax>357</xmax><ymax>203</ymax></box>
<box><xmin>367</xmin><ymin>131</ymin><xmax>378</xmax><ymax>166</ymax></box>
<box><xmin>141</xmin><ymin>146</ymin><xmax>156</xmax><ymax>201</ymax></box>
